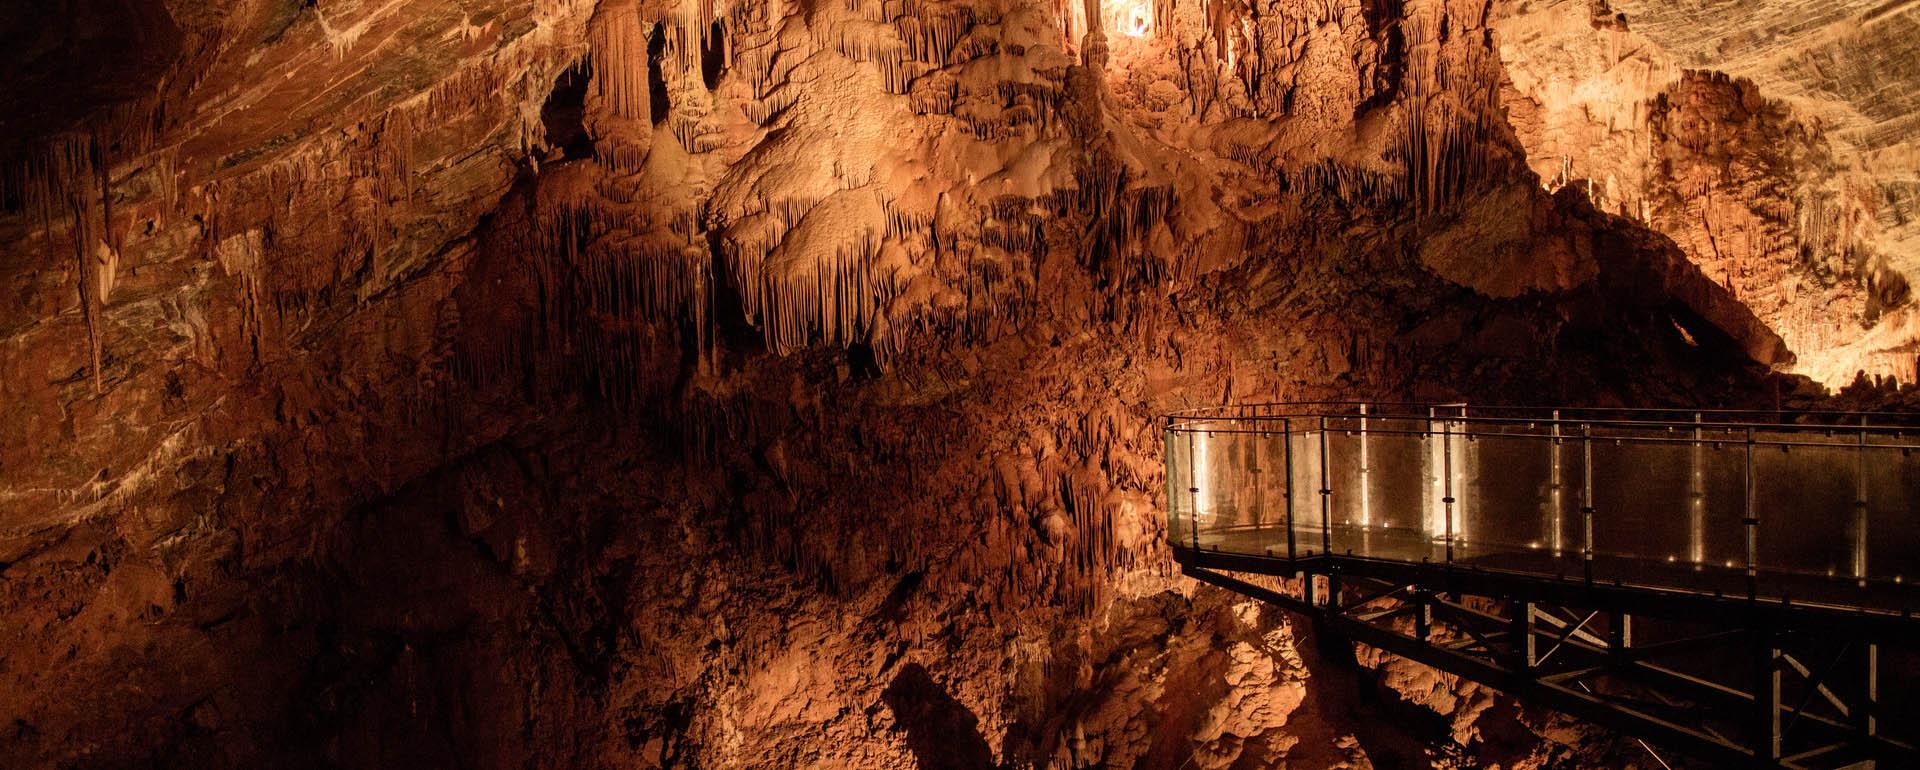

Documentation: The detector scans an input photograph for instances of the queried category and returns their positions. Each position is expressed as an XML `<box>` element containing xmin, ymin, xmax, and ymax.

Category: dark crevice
<box><xmin>847</xmin><ymin>342</ymin><xmax>882</xmax><ymax>380</ymax></box>
<box><xmin>707</xmin><ymin>229</ymin><xmax>766</xmax><ymax>354</ymax></box>
<box><xmin>702</xmin><ymin>21</ymin><xmax>726</xmax><ymax>90</ymax></box>
<box><xmin>1355</xmin><ymin>0</ymin><xmax>1405</xmax><ymax>118</ymax></box>
<box><xmin>540</xmin><ymin>61</ymin><xmax>595</xmax><ymax>161</ymax></box>
<box><xmin>648</xmin><ymin>22</ymin><xmax>671</xmax><ymax>126</ymax></box>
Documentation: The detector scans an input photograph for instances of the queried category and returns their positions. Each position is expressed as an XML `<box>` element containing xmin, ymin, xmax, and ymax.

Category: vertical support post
<box><xmin>1455</xmin><ymin>405</ymin><xmax>1468</xmax><ymax>544</ymax></box>
<box><xmin>1689</xmin><ymin>413</ymin><xmax>1706</xmax><ymax>566</ymax></box>
<box><xmin>1609</xmin><ymin>612</ymin><xmax>1632</xmax><ymax>660</ymax></box>
<box><xmin>1284</xmin><ymin>419</ymin><xmax>1297</xmax><ymax>560</ymax></box>
<box><xmin>1745</xmin><ymin>427</ymin><xmax>1760</xmax><ymax>599</ymax></box>
<box><xmin>1413</xmin><ymin>588</ymin><xmax>1432</xmax><ymax>643</ymax></box>
<box><xmin>1443</xmin><ymin>414</ymin><xmax>1456</xmax><ymax>565</ymax></box>
<box><xmin>1582</xmin><ymin>423</ymin><xmax>1595</xmax><ymax>583</ymax></box>
<box><xmin>1512</xmin><ymin>601</ymin><xmax>1537</xmax><ymax>672</ymax></box>
<box><xmin>1358</xmin><ymin>404</ymin><xmax>1372</xmax><ymax>528</ymax></box>
<box><xmin>1187</xmin><ymin>430</ymin><xmax>1202</xmax><ymax>551</ymax></box>
<box><xmin>1862</xmin><ymin>642</ymin><xmax>1879</xmax><ymax>739</ymax></box>
<box><xmin>1755</xmin><ymin>631</ymin><xmax>1782</xmax><ymax>766</ymax></box>
<box><xmin>1165</xmin><ymin>417</ymin><xmax>1177</xmax><ymax>548</ymax></box>
<box><xmin>1854</xmin><ymin>417</ymin><xmax>1870</xmax><ymax>584</ymax></box>
<box><xmin>1549</xmin><ymin>410</ymin><xmax>1564</xmax><ymax>556</ymax></box>
<box><xmin>1252</xmin><ymin>431</ymin><xmax>1267</xmax><ymax>530</ymax></box>
<box><xmin>1319</xmin><ymin>416</ymin><xmax>1333</xmax><ymax>556</ymax></box>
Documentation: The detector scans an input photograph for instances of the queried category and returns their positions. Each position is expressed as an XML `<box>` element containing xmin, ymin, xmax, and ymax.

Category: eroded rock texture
<box><xmin>1496</xmin><ymin>0</ymin><xmax>1920</xmax><ymax>386</ymax></box>
<box><xmin>0</xmin><ymin>0</ymin><xmax>1858</xmax><ymax>768</ymax></box>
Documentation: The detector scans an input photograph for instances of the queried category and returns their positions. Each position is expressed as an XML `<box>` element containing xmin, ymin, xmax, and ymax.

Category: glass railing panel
<box><xmin>1588</xmin><ymin>430</ymin><xmax>1696</xmax><ymax>567</ymax></box>
<box><xmin>1751</xmin><ymin>438</ymin><xmax>1859</xmax><ymax>583</ymax></box>
<box><xmin>1166</xmin><ymin>427</ymin><xmax>1198</xmax><ymax>549</ymax></box>
<box><xmin>1455</xmin><ymin>426</ymin><xmax>1558</xmax><ymax>558</ymax></box>
<box><xmin>1166</xmin><ymin>405</ymin><xmax>1920</xmax><ymax>611</ymax></box>
<box><xmin>1172</xmin><ymin>425</ymin><xmax>1299</xmax><ymax>557</ymax></box>
<box><xmin>1865</xmin><ymin>439</ymin><xmax>1920</xmax><ymax>586</ymax></box>
<box><xmin>1191</xmin><ymin>429</ymin><xmax>1252</xmax><ymax>551</ymax></box>
<box><xmin>1343</xmin><ymin>419</ymin><xmax>1437</xmax><ymax>563</ymax></box>
<box><xmin>1248</xmin><ymin>428</ymin><xmax>1294</xmax><ymax>556</ymax></box>
<box><xmin>1289</xmin><ymin>427</ymin><xmax>1327</xmax><ymax>557</ymax></box>
<box><xmin>1583</xmin><ymin>426</ymin><xmax>1752</xmax><ymax>592</ymax></box>
<box><xmin>1318</xmin><ymin>417</ymin><xmax>1367</xmax><ymax>557</ymax></box>
<box><xmin>1694</xmin><ymin>429</ymin><xmax>1754</xmax><ymax>578</ymax></box>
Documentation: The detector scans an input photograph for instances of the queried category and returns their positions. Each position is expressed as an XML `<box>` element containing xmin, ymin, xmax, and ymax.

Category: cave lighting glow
<box><xmin>1105</xmin><ymin>0</ymin><xmax>1152</xmax><ymax>38</ymax></box>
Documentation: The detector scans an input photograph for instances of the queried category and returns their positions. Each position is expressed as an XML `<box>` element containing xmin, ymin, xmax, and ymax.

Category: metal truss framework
<box><xmin>1179</xmin><ymin>551</ymin><xmax>1914</xmax><ymax>769</ymax></box>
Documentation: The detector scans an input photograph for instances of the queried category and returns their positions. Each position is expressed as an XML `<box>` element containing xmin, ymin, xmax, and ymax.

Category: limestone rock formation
<box><xmin>0</xmin><ymin>0</ymin><xmax>1868</xmax><ymax>768</ymax></box>
<box><xmin>1496</xmin><ymin>0</ymin><xmax>1920</xmax><ymax>386</ymax></box>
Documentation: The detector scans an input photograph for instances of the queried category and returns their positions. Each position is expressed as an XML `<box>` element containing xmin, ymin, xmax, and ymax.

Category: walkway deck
<box><xmin>1167</xmin><ymin>404</ymin><xmax>1919</xmax><ymax>769</ymax></box>
<box><xmin>1167</xmin><ymin>403</ymin><xmax>1920</xmax><ymax>616</ymax></box>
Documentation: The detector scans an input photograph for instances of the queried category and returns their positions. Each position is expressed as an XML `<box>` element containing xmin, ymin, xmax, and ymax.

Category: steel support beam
<box><xmin>1179</xmin><ymin>557</ymin><xmax>1919</xmax><ymax>770</ymax></box>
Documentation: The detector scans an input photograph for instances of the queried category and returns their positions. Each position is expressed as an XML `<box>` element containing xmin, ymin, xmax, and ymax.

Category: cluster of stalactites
<box><xmin>1392</xmin><ymin>106</ymin><xmax>1503</xmax><ymax>215</ymax></box>
<box><xmin>501</xmin><ymin>0</ymin><xmax>1197</xmax><ymax>385</ymax></box>
<box><xmin>588</xmin><ymin>3</ymin><xmax>658</xmax><ymax>123</ymax></box>
<box><xmin>1</xmin><ymin>97</ymin><xmax>167</xmax><ymax>394</ymax></box>
<box><xmin>725</xmin><ymin>226</ymin><xmax>899</xmax><ymax>356</ymax></box>
<box><xmin>1168</xmin><ymin>0</ymin><xmax>1515</xmax><ymax>217</ymax></box>
<box><xmin>970</xmin><ymin>405</ymin><xmax>1170</xmax><ymax>615</ymax></box>
<box><xmin>196</xmin><ymin>48</ymin><xmax>561</xmax><ymax>351</ymax></box>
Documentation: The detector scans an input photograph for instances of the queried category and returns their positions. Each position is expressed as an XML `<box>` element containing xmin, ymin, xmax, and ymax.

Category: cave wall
<box><xmin>1495</xmin><ymin>0</ymin><xmax>1920</xmax><ymax>387</ymax></box>
<box><xmin>0</xmin><ymin>0</ymin><xmax>1825</xmax><ymax>768</ymax></box>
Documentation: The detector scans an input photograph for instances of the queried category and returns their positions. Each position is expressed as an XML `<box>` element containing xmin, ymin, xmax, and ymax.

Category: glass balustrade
<box><xmin>1166</xmin><ymin>404</ymin><xmax>1920</xmax><ymax>614</ymax></box>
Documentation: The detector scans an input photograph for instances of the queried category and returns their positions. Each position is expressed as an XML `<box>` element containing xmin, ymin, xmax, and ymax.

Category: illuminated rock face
<box><xmin>0</xmin><ymin>0</ymin><xmax>1857</xmax><ymax>768</ymax></box>
<box><xmin>1496</xmin><ymin>0</ymin><xmax>1920</xmax><ymax>386</ymax></box>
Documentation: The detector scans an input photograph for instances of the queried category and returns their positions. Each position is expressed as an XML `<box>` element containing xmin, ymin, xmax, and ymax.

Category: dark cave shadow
<box><xmin>882</xmin><ymin>663</ymin><xmax>999</xmax><ymax>770</ymax></box>
<box><xmin>1293</xmin><ymin>614</ymin><xmax>1453</xmax><ymax>769</ymax></box>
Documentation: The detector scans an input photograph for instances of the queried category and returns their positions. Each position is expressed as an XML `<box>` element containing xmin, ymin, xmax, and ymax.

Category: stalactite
<box><xmin>591</xmin><ymin>5</ymin><xmax>656</xmax><ymax>121</ymax></box>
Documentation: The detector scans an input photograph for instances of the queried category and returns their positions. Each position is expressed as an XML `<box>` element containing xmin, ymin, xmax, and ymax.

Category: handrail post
<box><xmin>1854</xmin><ymin>417</ymin><xmax>1870</xmax><ymax>584</ymax></box>
<box><xmin>1581</xmin><ymin>422</ymin><xmax>1595</xmax><ymax>584</ymax></box>
<box><xmin>1284</xmin><ymin>418</ymin><xmax>1296</xmax><ymax>561</ymax></box>
<box><xmin>1744</xmin><ymin>427</ymin><xmax>1759</xmax><ymax>599</ymax></box>
<box><xmin>1187</xmin><ymin>430</ymin><xmax>1201</xmax><ymax>552</ymax></box>
<box><xmin>1319</xmin><ymin>416</ymin><xmax>1333</xmax><ymax>557</ymax></box>
<box><xmin>1755</xmin><ymin>629</ymin><xmax>1782</xmax><ymax>764</ymax></box>
<box><xmin>1689</xmin><ymin>412</ymin><xmax>1705</xmax><ymax>567</ymax></box>
<box><xmin>1443</xmin><ymin>413</ymin><xmax>1456</xmax><ymax>565</ymax></box>
<box><xmin>1358</xmin><ymin>404</ymin><xmax>1372</xmax><ymax>528</ymax></box>
<box><xmin>1165</xmin><ymin>416</ymin><xmax>1176</xmax><ymax>548</ymax></box>
<box><xmin>1251</xmin><ymin>431</ymin><xmax>1267</xmax><ymax>530</ymax></box>
<box><xmin>1862</xmin><ymin>642</ymin><xmax>1879</xmax><ymax>739</ymax></box>
<box><xmin>1548</xmin><ymin>409</ymin><xmax>1563</xmax><ymax>556</ymax></box>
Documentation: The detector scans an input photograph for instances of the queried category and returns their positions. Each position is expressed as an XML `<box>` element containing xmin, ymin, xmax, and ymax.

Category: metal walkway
<box><xmin>1166</xmin><ymin>403</ymin><xmax>1918</xmax><ymax>769</ymax></box>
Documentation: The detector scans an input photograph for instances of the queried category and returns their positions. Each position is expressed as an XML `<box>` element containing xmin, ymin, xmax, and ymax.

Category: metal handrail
<box><xmin>1163</xmin><ymin>402</ymin><xmax>1920</xmax><ymax>613</ymax></box>
<box><xmin>1167</xmin><ymin>400</ymin><xmax>1920</xmax><ymax>424</ymax></box>
<box><xmin>1169</xmin><ymin>424</ymin><xmax>1920</xmax><ymax>451</ymax></box>
<box><xmin>1167</xmin><ymin>403</ymin><xmax>1920</xmax><ymax>447</ymax></box>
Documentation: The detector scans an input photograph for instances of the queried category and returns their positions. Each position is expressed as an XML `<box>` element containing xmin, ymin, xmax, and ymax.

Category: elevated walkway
<box><xmin>1167</xmin><ymin>403</ymin><xmax>1918</xmax><ymax>769</ymax></box>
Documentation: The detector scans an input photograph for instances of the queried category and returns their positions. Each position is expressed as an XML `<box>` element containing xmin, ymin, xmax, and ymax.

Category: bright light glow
<box><xmin>1358</xmin><ymin>409</ymin><xmax>1372</xmax><ymax>527</ymax></box>
<box><xmin>1104</xmin><ymin>0</ymin><xmax>1152</xmax><ymax>38</ymax></box>
<box><xmin>1123</xmin><ymin>2</ymin><xmax>1151</xmax><ymax>37</ymax></box>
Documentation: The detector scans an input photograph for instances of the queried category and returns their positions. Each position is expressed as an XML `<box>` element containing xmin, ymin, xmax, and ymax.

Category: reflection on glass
<box><xmin>1166</xmin><ymin>405</ymin><xmax>1920</xmax><ymax>613</ymax></box>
